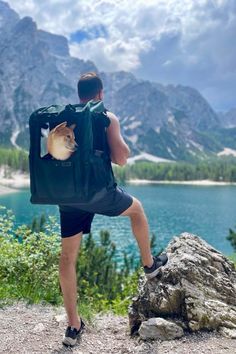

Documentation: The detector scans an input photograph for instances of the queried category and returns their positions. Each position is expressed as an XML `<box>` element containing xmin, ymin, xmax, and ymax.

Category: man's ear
<box><xmin>98</xmin><ymin>89</ymin><xmax>103</xmax><ymax>100</ymax></box>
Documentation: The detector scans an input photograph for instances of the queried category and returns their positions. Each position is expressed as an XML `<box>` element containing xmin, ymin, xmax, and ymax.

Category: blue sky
<box><xmin>70</xmin><ymin>24</ymin><xmax>108</xmax><ymax>43</ymax></box>
<box><xmin>7</xmin><ymin>0</ymin><xmax>236</xmax><ymax>111</ymax></box>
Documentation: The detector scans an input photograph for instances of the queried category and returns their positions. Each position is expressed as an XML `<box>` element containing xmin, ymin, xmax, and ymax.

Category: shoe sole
<box><xmin>62</xmin><ymin>336</ymin><xmax>77</xmax><ymax>347</ymax></box>
<box><xmin>62</xmin><ymin>327</ymin><xmax>85</xmax><ymax>347</ymax></box>
<box><xmin>145</xmin><ymin>257</ymin><xmax>168</xmax><ymax>280</ymax></box>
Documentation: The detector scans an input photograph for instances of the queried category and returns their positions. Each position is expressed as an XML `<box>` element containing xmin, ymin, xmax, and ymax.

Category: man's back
<box><xmin>77</xmin><ymin>100</ymin><xmax>129</xmax><ymax>167</ymax></box>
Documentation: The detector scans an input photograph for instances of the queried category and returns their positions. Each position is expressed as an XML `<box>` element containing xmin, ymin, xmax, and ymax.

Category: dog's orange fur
<box><xmin>47</xmin><ymin>121</ymin><xmax>78</xmax><ymax>160</ymax></box>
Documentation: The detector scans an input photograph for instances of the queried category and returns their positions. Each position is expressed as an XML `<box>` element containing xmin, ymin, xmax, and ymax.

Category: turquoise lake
<box><xmin>0</xmin><ymin>184</ymin><xmax>235</xmax><ymax>263</ymax></box>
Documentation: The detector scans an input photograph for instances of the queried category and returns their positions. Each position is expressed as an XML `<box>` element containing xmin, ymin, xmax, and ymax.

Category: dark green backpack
<box><xmin>28</xmin><ymin>100</ymin><xmax>117</xmax><ymax>205</ymax></box>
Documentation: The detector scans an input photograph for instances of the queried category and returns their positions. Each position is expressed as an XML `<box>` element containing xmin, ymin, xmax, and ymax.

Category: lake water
<box><xmin>0</xmin><ymin>184</ymin><xmax>235</xmax><ymax>263</ymax></box>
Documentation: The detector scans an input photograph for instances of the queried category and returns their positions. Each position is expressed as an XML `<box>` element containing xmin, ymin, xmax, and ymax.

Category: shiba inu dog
<box><xmin>47</xmin><ymin>121</ymin><xmax>78</xmax><ymax>160</ymax></box>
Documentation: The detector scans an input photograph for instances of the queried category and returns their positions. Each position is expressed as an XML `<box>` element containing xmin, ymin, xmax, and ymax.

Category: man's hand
<box><xmin>106</xmin><ymin>111</ymin><xmax>130</xmax><ymax>166</ymax></box>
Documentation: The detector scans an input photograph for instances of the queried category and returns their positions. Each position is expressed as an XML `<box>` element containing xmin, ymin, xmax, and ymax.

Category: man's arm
<box><xmin>106</xmin><ymin>111</ymin><xmax>130</xmax><ymax>166</ymax></box>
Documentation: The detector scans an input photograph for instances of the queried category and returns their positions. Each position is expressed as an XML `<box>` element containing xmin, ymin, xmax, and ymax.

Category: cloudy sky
<box><xmin>7</xmin><ymin>0</ymin><xmax>236</xmax><ymax>111</ymax></box>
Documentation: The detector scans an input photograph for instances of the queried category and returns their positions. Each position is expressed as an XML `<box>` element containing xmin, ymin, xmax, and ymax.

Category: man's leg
<box><xmin>59</xmin><ymin>231</ymin><xmax>83</xmax><ymax>330</ymax></box>
<box><xmin>120</xmin><ymin>197</ymin><xmax>154</xmax><ymax>268</ymax></box>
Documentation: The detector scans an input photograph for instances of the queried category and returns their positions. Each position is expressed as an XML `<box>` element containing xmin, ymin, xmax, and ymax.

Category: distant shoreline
<box><xmin>0</xmin><ymin>170</ymin><xmax>30</xmax><ymax>195</ymax></box>
<box><xmin>0</xmin><ymin>184</ymin><xmax>21</xmax><ymax>195</ymax></box>
<box><xmin>0</xmin><ymin>177</ymin><xmax>236</xmax><ymax>196</ymax></box>
<box><xmin>126</xmin><ymin>179</ymin><xmax>236</xmax><ymax>186</ymax></box>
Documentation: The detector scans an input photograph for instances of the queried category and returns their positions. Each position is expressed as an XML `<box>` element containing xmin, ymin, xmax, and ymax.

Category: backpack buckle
<box><xmin>65</xmin><ymin>104</ymin><xmax>76</xmax><ymax>112</ymax></box>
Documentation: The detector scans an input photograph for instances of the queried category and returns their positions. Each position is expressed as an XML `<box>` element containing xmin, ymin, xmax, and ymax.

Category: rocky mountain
<box><xmin>0</xmin><ymin>0</ymin><xmax>235</xmax><ymax>162</ymax></box>
<box><xmin>0</xmin><ymin>1</ymin><xmax>96</xmax><ymax>148</ymax></box>
<box><xmin>101</xmin><ymin>71</ymin><xmax>236</xmax><ymax>160</ymax></box>
<box><xmin>218</xmin><ymin>108</ymin><xmax>236</xmax><ymax>129</ymax></box>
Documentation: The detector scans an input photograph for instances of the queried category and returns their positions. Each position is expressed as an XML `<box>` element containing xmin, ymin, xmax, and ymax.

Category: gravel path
<box><xmin>0</xmin><ymin>301</ymin><xmax>235</xmax><ymax>354</ymax></box>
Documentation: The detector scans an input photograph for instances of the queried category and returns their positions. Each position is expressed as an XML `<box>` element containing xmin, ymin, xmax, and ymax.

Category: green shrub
<box><xmin>0</xmin><ymin>206</ymin><xmax>154</xmax><ymax>317</ymax></box>
<box><xmin>0</xmin><ymin>207</ymin><xmax>61</xmax><ymax>304</ymax></box>
<box><xmin>227</xmin><ymin>226</ymin><xmax>236</xmax><ymax>252</ymax></box>
<box><xmin>226</xmin><ymin>225</ymin><xmax>236</xmax><ymax>267</ymax></box>
<box><xmin>75</xmin><ymin>229</ymin><xmax>142</xmax><ymax>314</ymax></box>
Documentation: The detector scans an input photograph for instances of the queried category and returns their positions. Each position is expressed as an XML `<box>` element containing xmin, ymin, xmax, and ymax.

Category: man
<box><xmin>59</xmin><ymin>72</ymin><xmax>168</xmax><ymax>346</ymax></box>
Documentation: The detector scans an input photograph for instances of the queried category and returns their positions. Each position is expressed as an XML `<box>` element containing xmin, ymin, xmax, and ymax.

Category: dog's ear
<box><xmin>69</xmin><ymin>123</ymin><xmax>76</xmax><ymax>130</ymax></box>
<box><xmin>52</xmin><ymin>121</ymin><xmax>67</xmax><ymax>132</ymax></box>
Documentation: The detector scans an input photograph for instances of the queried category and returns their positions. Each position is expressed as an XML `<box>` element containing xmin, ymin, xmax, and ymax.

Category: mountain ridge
<box><xmin>0</xmin><ymin>0</ymin><xmax>235</xmax><ymax>162</ymax></box>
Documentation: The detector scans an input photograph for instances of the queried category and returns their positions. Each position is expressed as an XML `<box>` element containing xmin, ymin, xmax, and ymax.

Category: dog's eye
<box><xmin>66</xmin><ymin>135</ymin><xmax>70</xmax><ymax>138</ymax></box>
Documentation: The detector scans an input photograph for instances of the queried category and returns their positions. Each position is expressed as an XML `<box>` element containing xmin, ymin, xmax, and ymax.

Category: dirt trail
<box><xmin>0</xmin><ymin>301</ymin><xmax>235</xmax><ymax>354</ymax></box>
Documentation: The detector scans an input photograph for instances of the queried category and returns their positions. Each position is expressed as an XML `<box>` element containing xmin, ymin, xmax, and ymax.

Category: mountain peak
<box><xmin>0</xmin><ymin>1</ymin><xmax>234</xmax><ymax>161</ymax></box>
<box><xmin>14</xmin><ymin>16</ymin><xmax>37</xmax><ymax>33</ymax></box>
<box><xmin>38</xmin><ymin>30</ymin><xmax>69</xmax><ymax>57</ymax></box>
<box><xmin>0</xmin><ymin>0</ymin><xmax>14</xmax><ymax>11</ymax></box>
<box><xmin>0</xmin><ymin>1</ymin><xmax>19</xmax><ymax>31</ymax></box>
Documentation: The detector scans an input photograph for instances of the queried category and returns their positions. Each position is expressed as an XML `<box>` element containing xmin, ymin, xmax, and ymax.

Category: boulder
<box><xmin>128</xmin><ymin>232</ymin><xmax>236</xmax><ymax>339</ymax></box>
<box><xmin>139</xmin><ymin>317</ymin><xmax>184</xmax><ymax>340</ymax></box>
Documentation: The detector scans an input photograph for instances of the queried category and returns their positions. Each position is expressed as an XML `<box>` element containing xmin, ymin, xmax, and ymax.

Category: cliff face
<box><xmin>218</xmin><ymin>108</ymin><xmax>236</xmax><ymax>128</ymax></box>
<box><xmin>0</xmin><ymin>1</ymin><xmax>235</xmax><ymax>161</ymax></box>
<box><xmin>0</xmin><ymin>1</ymin><xmax>97</xmax><ymax>148</ymax></box>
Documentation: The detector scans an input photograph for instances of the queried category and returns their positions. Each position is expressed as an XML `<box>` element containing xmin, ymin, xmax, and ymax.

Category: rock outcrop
<box><xmin>139</xmin><ymin>317</ymin><xmax>184</xmax><ymax>340</ymax></box>
<box><xmin>128</xmin><ymin>232</ymin><xmax>236</xmax><ymax>340</ymax></box>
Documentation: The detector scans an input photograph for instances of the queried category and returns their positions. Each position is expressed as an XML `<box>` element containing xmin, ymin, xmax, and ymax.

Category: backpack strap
<box><xmin>92</xmin><ymin>107</ymin><xmax>112</xmax><ymax>160</ymax></box>
<box><xmin>102</xmin><ymin>108</ymin><xmax>111</xmax><ymax>128</ymax></box>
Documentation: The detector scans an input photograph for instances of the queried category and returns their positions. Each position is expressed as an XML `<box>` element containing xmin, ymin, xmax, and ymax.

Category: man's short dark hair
<box><xmin>77</xmin><ymin>72</ymin><xmax>103</xmax><ymax>100</ymax></box>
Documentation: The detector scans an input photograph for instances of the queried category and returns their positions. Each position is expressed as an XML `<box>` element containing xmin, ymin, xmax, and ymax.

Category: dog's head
<box><xmin>47</xmin><ymin>121</ymin><xmax>78</xmax><ymax>160</ymax></box>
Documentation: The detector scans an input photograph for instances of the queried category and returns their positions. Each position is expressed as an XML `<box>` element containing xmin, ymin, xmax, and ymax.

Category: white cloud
<box><xmin>6</xmin><ymin>0</ymin><xmax>236</xmax><ymax>110</ymax></box>
<box><xmin>70</xmin><ymin>36</ymin><xmax>151</xmax><ymax>71</ymax></box>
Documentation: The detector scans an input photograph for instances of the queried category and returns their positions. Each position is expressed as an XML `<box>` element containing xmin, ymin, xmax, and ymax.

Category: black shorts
<box><xmin>58</xmin><ymin>186</ymin><xmax>133</xmax><ymax>238</ymax></box>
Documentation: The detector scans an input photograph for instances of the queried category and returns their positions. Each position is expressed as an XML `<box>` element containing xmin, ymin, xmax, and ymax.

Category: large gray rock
<box><xmin>128</xmin><ymin>232</ymin><xmax>236</xmax><ymax>339</ymax></box>
<box><xmin>139</xmin><ymin>317</ymin><xmax>184</xmax><ymax>340</ymax></box>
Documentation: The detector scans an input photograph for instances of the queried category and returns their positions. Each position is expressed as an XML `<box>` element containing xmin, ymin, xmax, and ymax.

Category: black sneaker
<box><xmin>143</xmin><ymin>253</ymin><xmax>168</xmax><ymax>279</ymax></box>
<box><xmin>62</xmin><ymin>318</ymin><xmax>85</xmax><ymax>347</ymax></box>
